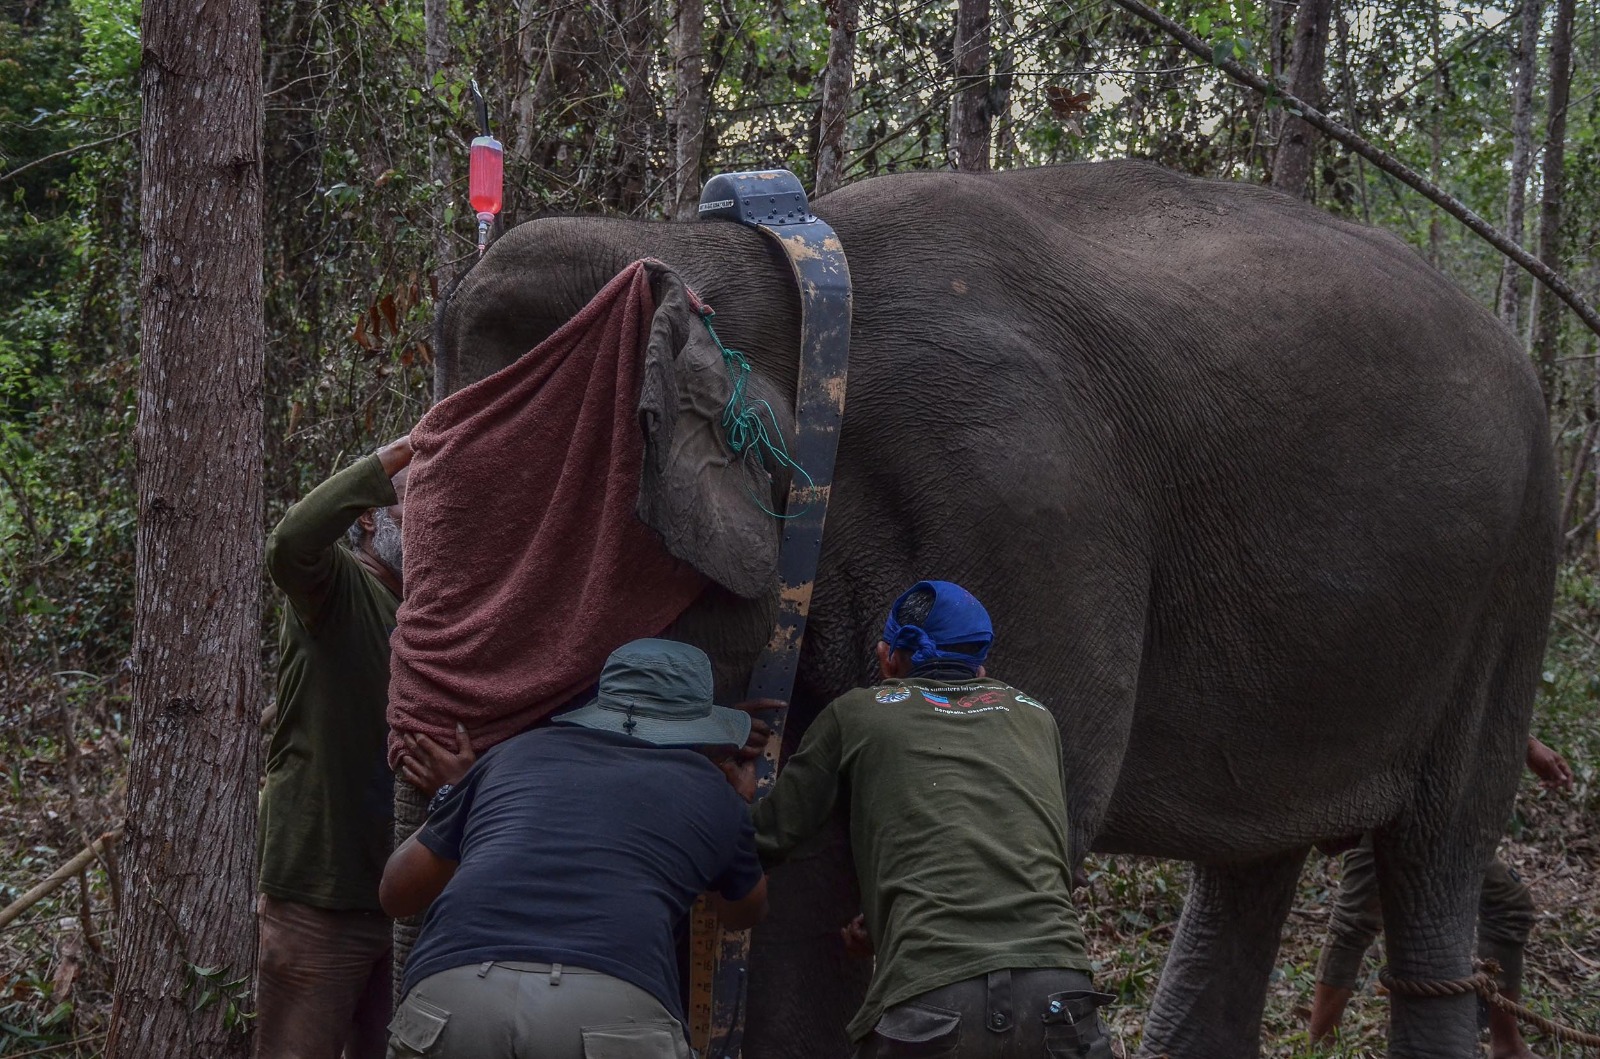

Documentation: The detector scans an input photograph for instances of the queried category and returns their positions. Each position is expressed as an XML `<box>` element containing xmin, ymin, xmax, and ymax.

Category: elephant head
<box><xmin>424</xmin><ymin>224</ymin><xmax>806</xmax><ymax>702</ymax></box>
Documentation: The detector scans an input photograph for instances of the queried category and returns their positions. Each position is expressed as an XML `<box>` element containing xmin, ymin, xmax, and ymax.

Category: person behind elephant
<box><xmin>257</xmin><ymin>433</ymin><xmax>471</xmax><ymax>1059</ymax></box>
<box><xmin>743</xmin><ymin>581</ymin><xmax>1112</xmax><ymax>1059</ymax></box>
<box><xmin>379</xmin><ymin>638</ymin><xmax>769</xmax><ymax>1059</ymax></box>
<box><xmin>1308</xmin><ymin>735</ymin><xmax>1574</xmax><ymax>1059</ymax></box>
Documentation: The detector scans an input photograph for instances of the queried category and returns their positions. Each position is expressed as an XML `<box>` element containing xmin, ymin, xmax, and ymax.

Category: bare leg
<box><xmin>1308</xmin><ymin>983</ymin><xmax>1353</xmax><ymax>1043</ymax></box>
<box><xmin>1138</xmin><ymin>849</ymin><xmax>1308</xmax><ymax>1058</ymax></box>
<box><xmin>1487</xmin><ymin>991</ymin><xmax>1539</xmax><ymax>1059</ymax></box>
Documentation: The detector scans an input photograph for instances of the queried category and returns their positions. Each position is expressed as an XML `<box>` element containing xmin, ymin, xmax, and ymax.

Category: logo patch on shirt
<box><xmin>920</xmin><ymin>691</ymin><xmax>950</xmax><ymax>706</ymax></box>
<box><xmin>1014</xmin><ymin>693</ymin><xmax>1048</xmax><ymax>712</ymax></box>
<box><xmin>875</xmin><ymin>686</ymin><xmax>911</xmax><ymax>704</ymax></box>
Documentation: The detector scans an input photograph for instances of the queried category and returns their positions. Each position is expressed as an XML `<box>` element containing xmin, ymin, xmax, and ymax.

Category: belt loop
<box><xmin>477</xmin><ymin>961</ymin><xmax>493</xmax><ymax>978</ymax></box>
<box><xmin>549</xmin><ymin>962</ymin><xmax>563</xmax><ymax>986</ymax></box>
<box><xmin>985</xmin><ymin>969</ymin><xmax>1013</xmax><ymax>1034</ymax></box>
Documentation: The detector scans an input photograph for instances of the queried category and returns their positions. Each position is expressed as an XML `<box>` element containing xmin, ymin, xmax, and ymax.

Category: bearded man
<box><xmin>256</xmin><ymin>434</ymin><xmax>471</xmax><ymax>1059</ymax></box>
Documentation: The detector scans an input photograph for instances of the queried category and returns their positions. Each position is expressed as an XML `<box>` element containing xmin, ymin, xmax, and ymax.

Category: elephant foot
<box><xmin>1137</xmin><ymin>849</ymin><xmax>1307</xmax><ymax>1059</ymax></box>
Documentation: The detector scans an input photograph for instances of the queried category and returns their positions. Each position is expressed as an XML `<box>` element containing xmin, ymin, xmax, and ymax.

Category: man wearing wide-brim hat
<box><xmin>380</xmin><ymin>638</ymin><xmax>769</xmax><ymax>1059</ymax></box>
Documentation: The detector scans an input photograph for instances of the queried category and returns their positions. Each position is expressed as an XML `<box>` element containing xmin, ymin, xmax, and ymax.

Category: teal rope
<box><xmin>699</xmin><ymin>311</ymin><xmax>814</xmax><ymax>519</ymax></box>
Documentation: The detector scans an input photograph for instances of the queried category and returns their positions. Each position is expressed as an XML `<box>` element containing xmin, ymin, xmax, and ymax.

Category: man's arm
<box><xmin>713</xmin><ymin>876</ymin><xmax>768</xmax><ymax>930</ymax></box>
<box><xmin>750</xmin><ymin>706</ymin><xmax>845</xmax><ymax>868</ymax></box>
<box><xmin>266</xmin><ymin>436</ymin><xmax>410</xmax><ymax>622</ymax></box>
<box><xmin>379</xmin><ymin>831</ymin><xmax>458</xmax><ymax>918</ymax></box>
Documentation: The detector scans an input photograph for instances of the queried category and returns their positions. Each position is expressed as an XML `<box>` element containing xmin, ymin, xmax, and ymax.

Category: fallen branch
<box><xmin>0</xmin><ymin>129</ymin><xmax>135</xmax><ymax>184</ymax></box>
<box><xmin>1105</xmin><ymin>0</ymin><xmax>1600</xmax><ymax>344</ymax></box>
<box><xmin>0</xmin><ymin>827</ymin><xmax>123</xmax><ymax>931</ymax></box>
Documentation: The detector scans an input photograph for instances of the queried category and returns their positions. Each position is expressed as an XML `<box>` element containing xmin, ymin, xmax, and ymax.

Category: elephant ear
<box><xmin>636</xmin><ymin>262</ymin><xmax>783</xmax><ymax>600</ymax></box>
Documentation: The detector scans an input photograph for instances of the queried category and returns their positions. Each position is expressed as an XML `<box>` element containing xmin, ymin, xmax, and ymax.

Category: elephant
<box><xmin>421</xmin><ymin>160</ymin><xmax>1558</xmax><ymax>1059</ymax></box>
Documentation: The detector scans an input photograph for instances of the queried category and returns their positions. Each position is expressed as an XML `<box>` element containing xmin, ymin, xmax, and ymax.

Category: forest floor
<box><xmin>1</xmin><ymin>574</ymin><xmax>1597</xmax><ymax>1057</ymax></box>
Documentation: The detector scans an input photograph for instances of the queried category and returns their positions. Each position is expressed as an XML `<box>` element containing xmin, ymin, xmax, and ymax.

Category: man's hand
<box><xmin>729</xmin><ymin>698</ymin><xmax>784</xmax><ymax>760</ymax></box>
<box><xmin>717</xmin><ymin>757</ymin><xmax>760</xmax><ymax>803</ymax></box>
<box><xmin>377</xmin><ymin>434</ymin><xmax>415</xmax><ymax>478</ymax></box>
<box><xmin>399</xmin><ymin>723</ymin><xmax>476</xmax><ymax>796</ymax></box>
<box><xmin>1526</xmin><ymin>736</ymin><xmax>1573</xmax><ymax>792</ymax></box>
<box><xmin>840</xmin><ymin>914</ymin><xmax>874</xmax><ymax>959</ymax></box>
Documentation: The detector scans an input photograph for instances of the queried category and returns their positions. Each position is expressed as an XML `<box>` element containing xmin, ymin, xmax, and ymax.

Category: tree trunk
<box><xmin>425</xmin><ymin>0</ymin><xmax>453</xmax><ymax>274</ymax></box>
<box><xmin>989</xmin><ymin>0</ymin><xmax>1018</xmax><ymax>170</ymax></box>
<box><xmin>1271</xmin><ymin>0</ymin><xmax>1334</xmax><ymax>198</ymax></box>
<box><xmin>1531</xmin><ymin>0</ymin><xmax>1575</xmax><ymax>400</ymax></box>
<box><xmin>670</xmin><ymin>0</ymin><xmax>708</xmax><ymax>219</ymax></box>
<box><xmin>949</xmin><ymin>0</ymin><xmax>991</xmax><ymax>171</ymax></box>
<box><xmin>609</xmin><ymin>0</ymin><xmax>656</xmax><ymax>212</ymax></box>
<box><xmin>107</xmin><ymin>0</ymin><xmax>264</xmax><ymax>1054</ymax></box>
<box><xmin>1497</xmin><ymin>0</ymin><xmax>1545</xmax><ymax>330</ymax></box>
<box><xmin>1427</xmin><ymin>0</ymin><xmax>1444</xmax><ymax>266</ymax></box>
<box><xmin>814</xmin><ymin>0</ymin><xmax>860</xmax><ymax>196</ymax></box>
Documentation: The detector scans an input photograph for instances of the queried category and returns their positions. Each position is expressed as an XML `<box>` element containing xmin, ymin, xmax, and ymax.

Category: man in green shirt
<box><xmin>256</xmin><ymin>435</ymin><xmax>473</xmax><ymax>1059</ymax></box>
<box><xmin>750</xmin><ymin>580</ymin><xmax>1111</xmax><ymax>1059</ymax></box>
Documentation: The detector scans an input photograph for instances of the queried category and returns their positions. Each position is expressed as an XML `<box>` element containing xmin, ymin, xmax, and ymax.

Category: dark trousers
<box><xmin>255</xmin><ymin>895</ymin><xmax>393</xmax><ymax>1059</ymax></box>
<box><xmin>855</xmin><ymin>969</ymin><xmax>1112</xmax><ymax>1059</ymax></box>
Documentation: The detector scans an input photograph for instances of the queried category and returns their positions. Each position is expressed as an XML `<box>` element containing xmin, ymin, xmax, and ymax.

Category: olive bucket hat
<box><xmin>553</xmin><ymin>638</ymin><xmax>751</xmax><ymax>749</ymax></box>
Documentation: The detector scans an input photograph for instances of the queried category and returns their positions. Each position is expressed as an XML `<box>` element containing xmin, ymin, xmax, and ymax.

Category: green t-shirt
<box><xmin>259</xmin><ymin>454</ymin><xmax>399</xmax><ymax>912</ymax></box>
<box><xmin>752</xmin><ymin>676</ymin><xmax>1091</xmax><ymax>1042</ymax></box>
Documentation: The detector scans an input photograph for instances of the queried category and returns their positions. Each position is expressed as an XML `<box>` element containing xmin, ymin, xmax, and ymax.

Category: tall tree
<box><xmin>670</xmin><ymin>0</ymin><xmax>708</xmax><ymax>219</ymax></box>
<box><xmin>1531</xmin><ymin>0</ymin><xmax>1574</xmax><ymax>398</ymax></box>
<box><xmin>814</xmin><ymin>0</ymin><xmax>860</xmax><ymax>196</ymax></box>
<box><xmin>425</xmin><ymin>0</ymin><xmax>452</xmax><ymax>280</ymax></box>
<box><xmin>950</xmin><ymin>0</ymin><xmax>992</xmax><ymax>171</ymax></box>
<box><xmin>609</xmin><ymin>0</ymin><xmax>656</xmax><ymax>211</ymax></box>
<box><xmin>1428</xmin><ymin>0</ymin><xmax>1444</xmax><ymax>265</ymax></box>
<box><xmin>1272</xmin><ymin>0</ymin><xmax>1334</xmax><ymax>198</ymax></box>
<box><xmin>1497</xmin><ymin>0</ymin><xmax>1545</xmax><ymax>330</ymax></box>
<box><xmin>106</xmin><ymin>0</ymin><xmax>264</xmax><ymax>1053</ymax></box>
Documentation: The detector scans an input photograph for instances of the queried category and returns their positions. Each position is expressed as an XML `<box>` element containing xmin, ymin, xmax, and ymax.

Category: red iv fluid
<box><xmin>469</xmin><ymin>135</ymin><xmax>503</xmax><ymax>252</ymax></box>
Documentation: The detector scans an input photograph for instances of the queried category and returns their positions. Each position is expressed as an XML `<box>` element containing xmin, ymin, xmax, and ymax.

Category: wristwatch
<box><xmin>427</xmin><ymin>783</ymin><xmax>455</xmax><ymax>816</ymax></box>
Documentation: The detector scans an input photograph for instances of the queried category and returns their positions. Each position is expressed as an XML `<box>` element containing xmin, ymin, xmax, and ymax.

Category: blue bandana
<box><xmin>880</xmin><ymin>580</ymin><xmax>994</xmax><ymax>670</ymax></box>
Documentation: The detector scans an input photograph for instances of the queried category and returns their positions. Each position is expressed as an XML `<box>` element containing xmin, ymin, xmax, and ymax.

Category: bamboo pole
<box><xmin>1106</xmin><ymin>0</ymin><xmax>1600</xmax><ymax>344</ymax></box>
<box><xmin>0</xmin><ymin>828</ymin><xmax>123</xmax><ymax>931</ymax></box>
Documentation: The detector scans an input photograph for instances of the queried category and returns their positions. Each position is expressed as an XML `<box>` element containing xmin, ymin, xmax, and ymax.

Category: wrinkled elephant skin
<box><xmin>431</xmin><ymin>162</ymin><xmax>1558</xmax><ymax>1059</ymax></box>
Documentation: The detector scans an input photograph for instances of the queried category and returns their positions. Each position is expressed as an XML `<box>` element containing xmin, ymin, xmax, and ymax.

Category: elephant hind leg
<box><xmin>1371</xmin><ymin>822</ymin><xmax>1488</xmax><ymax>1059</ymax></box>
<box><xmin>1137</xmin><ymin>848</ymin><xmax>1308</xmax><ymax>1059</ymax></box>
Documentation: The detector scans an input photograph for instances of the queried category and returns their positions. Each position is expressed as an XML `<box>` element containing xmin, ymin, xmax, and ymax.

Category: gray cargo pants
<box><xmin>387</xmin><ymin>962</ymin><xmax>692</xmax><ymax>1059</ymax></box>
<box><xmin>854</xmin><ymin>968</ymin><xmax>1113</xmax><ymax>1059</ymax></box>
<box><xmin>1316</xmin><ymin>836</ymin><xmax>1535</xmax><ymax>993</ymax></box>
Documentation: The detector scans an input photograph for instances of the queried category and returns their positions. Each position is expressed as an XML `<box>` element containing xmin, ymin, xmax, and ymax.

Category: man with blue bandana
<box><xmin>749</xmin><ymin>581</ymin><xmax>1110</xmax><ymax>1059</ymax></box>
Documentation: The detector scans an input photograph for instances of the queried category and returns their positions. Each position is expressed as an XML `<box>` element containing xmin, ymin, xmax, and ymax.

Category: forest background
<box><xmin>2</xmin><ymin>0</ymin><xmax>1598</xmax><ymax>1054</ymax></box>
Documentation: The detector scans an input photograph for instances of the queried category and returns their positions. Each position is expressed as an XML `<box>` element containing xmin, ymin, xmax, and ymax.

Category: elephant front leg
<box><xmin>744</xmin><ymin>818</ymin><xmax>871</xmax><ymax>1059</ymax></box>
<box><xmin>1138</xmin><ymin>849</ymin><xmax>1308</xmax><ymax>1059</ymax></box>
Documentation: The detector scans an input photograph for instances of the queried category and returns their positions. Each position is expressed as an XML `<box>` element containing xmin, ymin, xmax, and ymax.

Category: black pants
<box><xmin>855</xmin><ymin>969</ymin><xmax>1112</xmax><ymax>1059</ymax></box>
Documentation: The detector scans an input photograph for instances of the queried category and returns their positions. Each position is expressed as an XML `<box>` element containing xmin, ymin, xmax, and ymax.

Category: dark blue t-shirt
<box><xmin>402</xmin><ymin>725</ymin><xmax>763</xmax><ymax>1019</ymax></box>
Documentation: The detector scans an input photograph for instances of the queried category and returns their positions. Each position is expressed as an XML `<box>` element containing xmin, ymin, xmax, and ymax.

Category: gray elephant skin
<box><xmin>429</xmin><ymin>161</ymin><xmax>1557</xmax><ymax>1059</ymax></box>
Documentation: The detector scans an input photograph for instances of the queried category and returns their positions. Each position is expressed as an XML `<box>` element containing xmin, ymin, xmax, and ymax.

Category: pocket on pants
<box><xmin>580</xmin><ymin>1019</ymin><xmax>690</xmax><ymax>1059</ymax></box>
<box><xmin>388</xmin><ymin>993</ymin><xmax>450</xmax><ymax>1058</ymax></box>
<box><xmin>1041</xmin><ymin>990</ymin><xmax>1114</xmax><ymax>1059</ymax></box>
<box><xmin>868</xmin><ymin>1001</ymin><xmax>962</xmax><ymax>1059</ymax></box>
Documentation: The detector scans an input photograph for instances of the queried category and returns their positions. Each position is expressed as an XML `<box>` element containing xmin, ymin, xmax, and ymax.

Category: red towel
<box><xmin>387</xmin><ymin>260</ymin><xmax>708</xmax><ymax>764</ymax></box>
